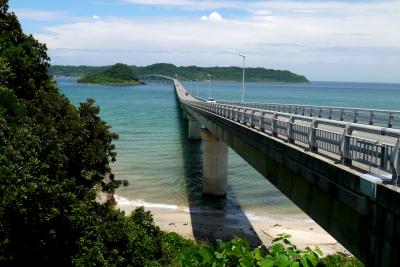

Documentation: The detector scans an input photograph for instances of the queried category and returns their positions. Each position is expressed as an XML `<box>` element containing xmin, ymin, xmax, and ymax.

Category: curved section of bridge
<box><xmin>144</xmin><ymin>75</ymin><xmax>400</xmax><ymax>266</ymax></box>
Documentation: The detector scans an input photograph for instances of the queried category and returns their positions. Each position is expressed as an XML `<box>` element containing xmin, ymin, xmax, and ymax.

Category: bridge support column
<box><xmin>200</xmin><ymin>129</ymin><xmax>228</xmax><ymax>197</ymax></box>
<box><xmin>182</xmin><ymin>110</ymin><xmax>188</xmax><ymax>121</ymax></box>
<box><xmin>188</xmin><ymin>118</ymin><xmax>201</xmax><ymax>140</ymax></box>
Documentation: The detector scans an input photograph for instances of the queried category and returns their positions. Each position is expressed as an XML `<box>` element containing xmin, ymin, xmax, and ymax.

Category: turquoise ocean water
<box><xmin>58</xmin><ymin>78</ymin><xmax>400</xmax><ymax>222</ymax></box>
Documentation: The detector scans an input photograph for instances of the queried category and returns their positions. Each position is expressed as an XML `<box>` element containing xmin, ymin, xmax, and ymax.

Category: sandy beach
<box><xmin>116</xmin><ymin>195</ymin><xmax>350</xmax><ymax>256</ymax></box>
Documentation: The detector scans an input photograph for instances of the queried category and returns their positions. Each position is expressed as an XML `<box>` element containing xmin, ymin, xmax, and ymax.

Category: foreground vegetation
<box><xmin>0</xmin><ymin>1</ymin><xmax>361</xmax><ymax>265</ymax></box>
<box><xmin>0</xmin><ymin>1</ymin><xmax>182</xmax><ymax>265</ymax></box>
<box><xmin>50</xmin><ymin>63</ymin><xmax>309</xmax><ymax>83</ymax></box>
<box><xmin>77</xmin><ymin>63</ymin><xmax>140</xmax><ymax>85</ymax></box>
<box><xmin>182</xmin><ymin>233</ymin><xmax>363</xmax><ymax>267</ymax></box>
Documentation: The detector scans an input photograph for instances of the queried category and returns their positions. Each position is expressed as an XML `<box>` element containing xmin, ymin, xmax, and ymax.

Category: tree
<box><xmin>0</xmin><ymin>1</ymin><xmax>170</xmax><ymax>265</ymax></box>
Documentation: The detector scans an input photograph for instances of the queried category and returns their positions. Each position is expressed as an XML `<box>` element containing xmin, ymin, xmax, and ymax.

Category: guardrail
<box><xmin>179</xmin><ymin>96</ymin><xmax>400</xmax><ymax>185</ymax></box>
<box><xmin>217</xmin><ymin>101</ymin><xmax>400</xmax><ymax>129</ymax></box>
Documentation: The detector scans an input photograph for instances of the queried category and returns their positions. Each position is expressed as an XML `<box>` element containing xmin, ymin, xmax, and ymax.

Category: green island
<box><xmin>0</xmin><ymin>1</ymin><xmax>361</xmax><ymax>265</ymax></box>
<box><xmin>77</xmin><ymin>63</ymin><xmax>141</xmax><ymax>85</ymax></box>
<box><xmin>51</xmin><ymin>63</ymin><xmax>309</xmax><ymax>83</ymax></box>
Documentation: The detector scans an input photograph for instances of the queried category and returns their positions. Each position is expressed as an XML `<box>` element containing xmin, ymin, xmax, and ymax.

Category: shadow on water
<box><xmin>175</xmin><ymin>98</ymin><xmax>263</xmax><ymax>247</ymax></box>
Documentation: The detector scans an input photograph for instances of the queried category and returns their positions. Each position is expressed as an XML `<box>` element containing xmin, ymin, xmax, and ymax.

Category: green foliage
<box><xmin>0</xmin><ymin>1</ymin><xmax>178</xmax><ymax>265</ymax></box>
<box><xmin>50</xmin><ymin>63</ymin><xmax>309</xmax><ymax>83</ymax></box>
<box><xmin>0</xmin><ymin>2</ymin><xmax>52</xmax><ymax>99</ymax></box>
<box><xmin>77</xmin><ymin>63</ymin><xmax>139</xmax><ymax>84</ymax></box>
<box><xmin>160</xmin><ymin>232</ymin><xmax>199</xmax><ymax>266</ymax></box>
<box><xmin>182</xmin><ymin>234</ymin><xmax>324</xmax><ymax>267</ymax></box>
<box><xmin>181</xmin><ymin>234</ymin><xmax>363</xmax><ymax>267</ymax></box>
<box><xmin>319</xmin><ymin>253</ymin><xmax>364</xmax><ymax>267</ymax></box>
<box><xmin>50</xmin><ymin>65</ymin><xmax>109</xmax><ymax>77</ymax></box>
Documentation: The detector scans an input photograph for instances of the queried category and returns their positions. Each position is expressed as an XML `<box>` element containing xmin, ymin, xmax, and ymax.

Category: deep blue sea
<box><xmin>57</xmin><ymin>78</ymin><xmax>400</xmax><ymax>222</ymax></box>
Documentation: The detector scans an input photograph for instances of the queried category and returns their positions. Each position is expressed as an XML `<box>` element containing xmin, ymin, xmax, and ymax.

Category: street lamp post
<box><xmin>207</xmin><ymin>74</ymin><xmax>211</xmax><ymax>99</ymax></box>
<box><xmin>239</xmin><ymin>54</ymin><xmax>246</xmax><ymax>102</ymax></box>
<box><xmin>196</xmin><ymin>79</ymin><xmax>199</xmax><ymax>96</ymax></box>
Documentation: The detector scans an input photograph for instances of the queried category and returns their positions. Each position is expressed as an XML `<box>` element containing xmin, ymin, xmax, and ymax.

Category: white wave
<box><xmin>115</xmin><ymin>195</ymin><xmax>190</xmax><ymax>212</ymax></box>
<box><xmin>115</xmin><ymin>195</ymin><xmax>314</xmax><ymax>223</ymax></box>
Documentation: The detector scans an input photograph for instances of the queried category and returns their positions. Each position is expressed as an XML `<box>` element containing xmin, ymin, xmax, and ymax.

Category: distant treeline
<box><xmin>50</xmin><ymin>63</ymin><xmax>309</xmax><ymax>83</ymax></box>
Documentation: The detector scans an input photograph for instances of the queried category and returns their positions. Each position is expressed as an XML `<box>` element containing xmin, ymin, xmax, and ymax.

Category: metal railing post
<box><xmin>287</xmin><ymin>116</ymin><xmax>295</xmax><ymax>143</ymax></box>
<box><xmin>308</xmin><ymin>119</ymin><xmax>318</xmax><ymax>152</ymax></box>
<box><xmin>235</xmin><ymin>107</ymin><xmax>239</xmax><ymax>121</ymax></box>
<box><xmin>353</xmin><ymin>110</ymin><xmax>358</xmax><ymax>123</ymax></box>
<box><xmin>259</xmin><ymin>111</ymin><xmax>266</xmax><ymax>132</ymax></box>
<box><xmin>369</xmin><ymin>112</ymin><xmax>374</xmax><ymax>125</ymax></box>
<box><xmin>390</xmin><ymin>138</ymin><xmax>400</xmax><ymax>185</ymax></box>
<box><xmin>272</xmin><ymin>113</ymin><xmax>278</xmax><ymax>137</ymax></box>
<box><xmin>388</xmin><ymin>113</ymin><xmax>394</xmax><ymax>128</ymax></box>
<box><xmin>250</xmin><ymin>110</ymin><xmax>256</xmax><ymax>128</ymax></box>
<box><xmin>340</xmin><ymin>124</ymin><xmax>353</xmax><ymax>165</ymax></box>
<box><xmin>380</xmin><ymin>145</ymin><xmax>387</xmax><ymax>170</ymax></box>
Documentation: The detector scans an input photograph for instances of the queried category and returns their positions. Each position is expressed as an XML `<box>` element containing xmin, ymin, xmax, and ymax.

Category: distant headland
<box><xmin>50</xmin><ymin>63</ymin><xmax>309</xmax><ymax>83</ymax></box>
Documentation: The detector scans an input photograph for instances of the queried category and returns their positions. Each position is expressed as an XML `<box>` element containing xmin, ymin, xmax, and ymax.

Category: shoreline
<box><xmin>115</xmin><ymin>195</ymin><xmax>350</xmax><ymax>256</ymax></box>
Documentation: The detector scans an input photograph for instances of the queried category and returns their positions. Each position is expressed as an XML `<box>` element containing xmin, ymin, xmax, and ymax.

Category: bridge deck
<box><xmin>173</xmin><ymin>78</ymin><xmax>400</xmax><ymax>185</ymax></box>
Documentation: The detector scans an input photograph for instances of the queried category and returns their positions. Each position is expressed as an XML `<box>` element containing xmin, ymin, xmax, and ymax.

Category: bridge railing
<box><xmin>182</xmin><ymin>99</ymin><xmax>400</xmax><ymax>185</ymax></box>
<box><xmin>216</xmin><ymin>101</ymin><xmax>400</xmax><ymax>129</ymax></box>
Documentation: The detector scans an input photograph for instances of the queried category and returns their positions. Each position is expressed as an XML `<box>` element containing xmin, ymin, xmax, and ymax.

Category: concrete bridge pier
<box><xmin>200</xmin><ymin>129</ymin><xmax>228</xmax><ymax>197</ymax></box>
<box><xmin>188</xmin><ymin>118</ymin><xmax>201</xmax><ymax>140</ymax></box>
<box><xmin>182</xmin><ymin>110</ymin><xmax>188</xmax><ymax>120</ymax></box>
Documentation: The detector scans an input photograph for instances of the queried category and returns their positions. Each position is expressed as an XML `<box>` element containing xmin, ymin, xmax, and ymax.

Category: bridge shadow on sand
<box><xmin>176</xmin><ymin>100</ymin><xmax>263</xmax><ymax>247</ymax></box>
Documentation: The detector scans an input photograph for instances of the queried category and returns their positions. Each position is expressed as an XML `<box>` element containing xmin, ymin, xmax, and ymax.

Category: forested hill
<box><xmin>50</xmin><ymin>63</ymin><xmax>309</xmax><ymax>83</ymax></box>
<box><xmin>77</xmin><ymin>63</ymin><xmax>140</xmax><ymax>84</ymax></box>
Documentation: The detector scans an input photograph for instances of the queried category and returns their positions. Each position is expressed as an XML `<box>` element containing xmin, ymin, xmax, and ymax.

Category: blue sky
<box><xmin>9</xmin><ymin>0</ymin><xmax>400</xmax><ymax>82</ymax></box>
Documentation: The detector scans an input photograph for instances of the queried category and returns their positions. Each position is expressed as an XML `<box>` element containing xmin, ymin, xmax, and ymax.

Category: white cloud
<box><xmin>123</xmin><ymin>0</ymin><xmax>240</xmax><ymax>10</ymax></box>
<box><xmin>12</xmin><ymin>8</ymin><xmax>65</xmax><ymax>21</ymax></box>
<box><xmin>254</xmin><ymin>9</ymin><xmax>273</xmax><ymax>15</ymax></box>
<box><xmin>92</xmin><ymin>15</ymin><xmax>101</xmax><ymax>19</ymax></box>
<box><xmin>31</xmin><ymin>1</ymin><xmax>400</xmax><ymax>82</ymax></box>
<box><xmin>123</xmin><ymin>0</ymin><xmax>400</xmax><ymax>15</ymax></box>
<box><xmin>200</xmin><ymin>12</ymin><xmax>222</xmax><ymax>22</ymax></box>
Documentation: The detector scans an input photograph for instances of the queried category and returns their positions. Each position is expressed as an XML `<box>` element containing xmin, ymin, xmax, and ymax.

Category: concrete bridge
<box><xmin>143</xmin><ymin>75</ymin><xmax>400</xmax><ymax>266</ymax></box>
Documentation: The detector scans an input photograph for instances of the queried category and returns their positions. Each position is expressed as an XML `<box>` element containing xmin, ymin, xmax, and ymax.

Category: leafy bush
<box><xmin>182</xmin><ymin>233</ymin><xmax>323</xmax><ymax>267</ymax></box>
<box><xmin>161</xmin><ymin>232</ymin><xmax>199</xmax><ymax>266</ymax></box>
<box><xmin>319</xmin><ymin>253</ymin><xmax>363</xmax><ymax>267</ymax></box>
